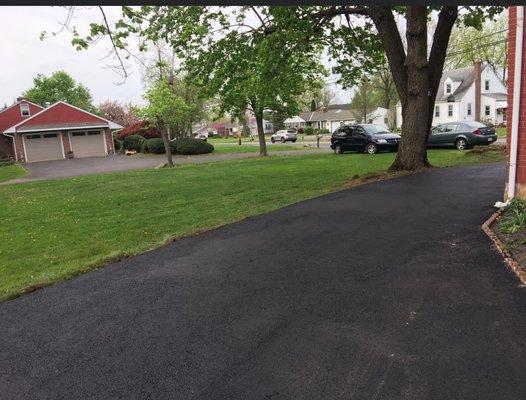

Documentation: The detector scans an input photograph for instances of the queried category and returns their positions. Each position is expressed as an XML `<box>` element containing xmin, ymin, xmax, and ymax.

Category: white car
<box><xmin>271</xmin><ymin>129</ymin><xmax>297</xmax><ymax>143</ymax></box>
<box><xmin>194</xmin><ymin>133</ymin><xmax>208</xmax><ymax>141</ymax></box>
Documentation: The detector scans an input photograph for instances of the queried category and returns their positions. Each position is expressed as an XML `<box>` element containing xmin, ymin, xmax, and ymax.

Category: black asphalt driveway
<box><xmin>1</xmin><ymin>162</ymin><xmax>526</xmax><ymax>399</ymax></box>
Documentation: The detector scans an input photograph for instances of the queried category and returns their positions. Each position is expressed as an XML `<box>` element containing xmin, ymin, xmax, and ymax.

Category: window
<box><xmin>485</xmin><ymin>105</ymin><xmax>490</xmax><ymax>116</ymax></box>
<box><xmin>484</xmin><ymin>80</ymin><xmax>490</xmax><ymax>91</ymax></box>
<box><xmin>448</xmin><ymin>105</ymin><xmax>453</xmax><ymax>117</ymax></box>
<box><xmin>25</xmin><ymin>134</ymin><xmax>41</xmax><ymax>139</ymax></box>
<box><xmin>43</xmin><ymin>133</ymin><xmax>57</xmax><ymax>138</ymax></box>
<box><xmin>467</xmin><ymin>103</ymin><xmax>472</xmax><ymax>116</ymax></box>
<box><xmin>87</xmin><ymin>131</ymin><xmax>101</xmax><ymax>136</ymax></box>
<box><xmin>20</xmin><ymin>103</ymin><xmax>30</xmax><ymax>117</ymax></box>
<box><xmin>445</xmin><ymin>124</ymin><xmax>459</xmax><ymax>132</ymax></box>
<box><xmin>446</xmin><ymin>83</ymin><xmax>451</xmax><ymax>94</ymax></box>
<box><xmin>435</xmin><ymin>106</ymin><xmax>440</xmax><ymax>117</ymax></box>
<box><xmin>72</xmin><ymin>132</ymin><xmax>86</xmax><ymax>137</ymax></box>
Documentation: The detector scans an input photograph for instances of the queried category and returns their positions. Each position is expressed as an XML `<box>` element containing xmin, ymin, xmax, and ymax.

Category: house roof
<box><xmin>0</xmin><ymin>99</ymin><xmax>44</xmax><ymax>134</ymax></box>
<box><xmin>284</xmin><ymin>116</ymin><xmax>305</xmax><ymax>124</ymax></box>
<box><xmin>300</xmin><ymin>107</ymin><xmax>358</xmax><ymax>122</ymax></box>
<box><xmin>435</xmin><ymin>65</ymin><xmax>486</xmax><ymax>102</ymax></box>
<box><xmin>4</xmin><ymin>101</ymin><xmax>122</xmax><ymax>133</ymax></box>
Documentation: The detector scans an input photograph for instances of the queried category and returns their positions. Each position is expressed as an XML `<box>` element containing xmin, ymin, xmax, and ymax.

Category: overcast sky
<box><xmin>0</xmin><ymin>6</ymin><xmax>353</xmax><ymax>108</ymax></box>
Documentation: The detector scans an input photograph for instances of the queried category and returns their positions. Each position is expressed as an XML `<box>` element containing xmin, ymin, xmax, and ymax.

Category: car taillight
<box><xmin>473</xmin><ymin>129</ymin><xmax>482</xmax><ymax>136</ymax></box>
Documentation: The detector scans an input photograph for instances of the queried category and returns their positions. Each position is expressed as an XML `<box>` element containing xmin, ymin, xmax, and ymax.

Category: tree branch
<box><xmin>368</xmin><ymin>6</ymin><xmax>408</xmax><ymax>104</ymax></box>
<box><xmin>428</xmin><ymin>6</ymin><xmax>458</xmax><ymax>101</ymax></box>
<box><xmin>98</xmin><ymin>6</ymin><xmax>129</xmax><ymax>79</ymax></box>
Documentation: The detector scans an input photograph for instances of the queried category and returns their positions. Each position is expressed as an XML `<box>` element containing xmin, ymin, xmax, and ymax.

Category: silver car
<box><xmin>271</xmin><ymin>129</ymin><xmax>297</xmax><ymax>143</ymax></box>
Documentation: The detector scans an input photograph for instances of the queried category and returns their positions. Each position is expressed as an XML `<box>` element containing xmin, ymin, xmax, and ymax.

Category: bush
<box><xmin>146</xmin><ymin>138</ymin><xmax>166</xmax><ymax>154</ymax></box>
<box><xmin>315</xmin><ymin>128</ymin><xmax>330</xmax><ymax>136</ymax></box>
<box><xmin>122</xmin><ymin>134</ymin><xmax>145</xmax><ymax>152</ymax></box>
<box><xmin>304</xmin><ymin>126</ymin><xmax>315</xmax><ymax>135</ymax></box>
<box><xmin>0</xmin><ymin>158</ymin><xmax>14</xmax><ymax>167</ymax></box>
<box><xmin>297</xmin><ymin>127</ymin><xmax>304</xmax><ymax>134</ymax></box>
<box><xmin>173</xmin><ymin>138</ymin><xmax>214</xmax><ymax>155</ymax></box>
<box><xmin>140</xmin><ymin>140</ymin><xmax>149</xmax><ymax>153</ymax></box>
<box><xmin>500</xmin><ymin>199</ymin><xmax>526</xmax><ymax>234</ymax></box>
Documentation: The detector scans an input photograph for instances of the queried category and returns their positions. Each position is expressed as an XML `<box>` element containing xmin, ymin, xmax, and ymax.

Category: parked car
<box><xmin>330</xmin><ymin>124</ymin><xmax>401</xmax><ymax>155</ymax></box>
<box><xmin>194</xmin><ymin>133</ymin><xmax>208</xmax><ymax>141</ymax></box>
<box><xmin>271</xmin><ymin>129</ymin><xmax>297</xmax><ymax>143</ymax></box>
<box><xmin>427</xmin><ymin>121</ymin><xmax>497</xmax><ymax>150</ymax></box>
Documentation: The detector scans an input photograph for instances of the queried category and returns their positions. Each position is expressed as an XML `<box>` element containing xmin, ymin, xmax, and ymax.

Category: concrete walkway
<box><xmin>1</xmin><ymin>162</ymin><xmax>526</xmax><ymax>399</ymax></box>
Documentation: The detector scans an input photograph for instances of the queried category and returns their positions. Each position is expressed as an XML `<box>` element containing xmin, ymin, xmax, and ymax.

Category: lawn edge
<box><xmin>2</xmin><ymin>159</ymin><xmax>503</xmax><ymax>302</ymax></box>
<box><xmin>482</xmin><ymin>209</ymin><xmax>526</xmax><ymax>286</ymax></box>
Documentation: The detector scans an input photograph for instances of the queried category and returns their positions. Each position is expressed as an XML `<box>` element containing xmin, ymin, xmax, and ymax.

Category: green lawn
<box><xmin>0</xmin><ymin>149</ymin><xmax>504</xmax><ymax>300</ymax></box>
<box><xmin>0</xmin><ymin>164</ymin><xmax>27</xmax><ymax>182</ymax></box>
<box><xmin>212</xmin><ymin>144</ymin><xmax>311</xmax><ymax>154</ymax></box>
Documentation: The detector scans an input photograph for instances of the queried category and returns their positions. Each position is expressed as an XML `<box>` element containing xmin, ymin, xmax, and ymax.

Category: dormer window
<box><xmin>446</xmin><ymin>83</ymin><xmax>452</xmax><ymax>94</ymax></box>
<box><xmin>20</xmin><ymin>103</ymin><xmax>30</xmax><ymax>117</ymax></box>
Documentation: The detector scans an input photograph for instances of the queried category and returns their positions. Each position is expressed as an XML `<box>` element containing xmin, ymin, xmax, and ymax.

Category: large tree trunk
<box><xmin>370</xmin><ymin>6</ymin><xmax>458</xmax><ymax>171</ymax></box>
<box><xmin>389</xmin><ymin>7</ymin><xmax>431</xmax><ymax>171</ymax></box>
<box><xmin>160</xmin><ymin>127</ymin><xmax>173</xmax><ymax>167</ymax></box>
<box><xmin>255</xmin><ymin>110</ymin><xmax>268</xmax><ymax>157</ymax></box>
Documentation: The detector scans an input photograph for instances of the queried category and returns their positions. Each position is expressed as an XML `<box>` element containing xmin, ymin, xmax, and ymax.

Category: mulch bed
<box><xmin>483</xmin><ymin>210</ymin><xmax>526</xmax><ymax>285</ymax></box>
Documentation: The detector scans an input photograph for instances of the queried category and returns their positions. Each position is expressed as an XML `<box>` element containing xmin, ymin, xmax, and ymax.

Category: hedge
<box><xmin>173</xmin><ymin>138</ymin><xmax>214</xmax><ymax>155</ymax></box>
<box><xmin>122</xmin><ymin>134</ymin><xmax>145</xmax><ymax>152</ymax></box>
<box><xmin>146</xmin><ymin>138</ymin><xmax>166</xmax><ymax>154</ymax></box>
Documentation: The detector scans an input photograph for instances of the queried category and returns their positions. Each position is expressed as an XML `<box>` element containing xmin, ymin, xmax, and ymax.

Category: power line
<box><xmin>446</xmin><ymin>38</ymin><xmax>508</xmax><ymax>58</ymax></box>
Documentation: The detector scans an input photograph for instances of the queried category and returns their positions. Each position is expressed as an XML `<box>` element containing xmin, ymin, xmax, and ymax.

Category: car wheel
<box><xmin>292</xmin><ymin>139</ymin><xmax>297</xmax><ymax>143</ymax></box>
<box><xmin>281</xmin><ymin>137</ymin><xmax>285</xmax><ymax>143</ymax></box>
<box><xmin>455</xmin><ymin>138</ymin><xmax>467</xmax><ymax>150</ymax></box>
<box><xmin>334</xmin><ymin>144</ymin><xmax>343</xmax><ymax>155</ymax></box>
<box><xmin>271</xmin><ymin>137</ymin><xmax>275</xmax><ymax>143</ymax></box>
<box><xmin>366</xmin><ymin>142</ymin><xmax>378</xmax><ymax>155</ymax></box>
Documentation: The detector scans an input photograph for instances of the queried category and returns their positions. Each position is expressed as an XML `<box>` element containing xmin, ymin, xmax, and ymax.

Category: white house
<box><xmin>396</xmin><ymin>61</ymin><xmax>507</xmax><ymax>129</ymax></box>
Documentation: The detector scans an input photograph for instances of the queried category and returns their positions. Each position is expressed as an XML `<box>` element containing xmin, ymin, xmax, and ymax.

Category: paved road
<box><xmin>2</xmin><ymin>162</ymin><xmax>526</xmax><ymax>399</ymax></box>
<box><xmin>3</xmin><ymin>149</ymin><xmax>326</xmax><ymax>184</ymax></box>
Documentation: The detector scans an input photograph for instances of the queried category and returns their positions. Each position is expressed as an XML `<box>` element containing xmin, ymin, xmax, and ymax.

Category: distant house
<box><xmin>395</xmin><ymin>61</ymin><xmax>507</xmax><ymax>128</ymax></box>
<box><xmin>284</xmin><ymin>106</ymin><xmax>356</xmax><ymax>132</ymax></box>
<box><xmin>1</xmin><ymin>98</ymin><xmax>122</xmax><ymax>162</ymax></box>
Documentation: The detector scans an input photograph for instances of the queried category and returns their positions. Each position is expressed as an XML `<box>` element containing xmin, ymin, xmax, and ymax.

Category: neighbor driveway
<box><xmin>4</xmin><ymin>150</ymin><xmax>325</xmax><ymax>184</ymax></box>
<box><xmin>1</xmin><ymin>162</ymin><xmax>526</xmax><ymax>399</ymax></box>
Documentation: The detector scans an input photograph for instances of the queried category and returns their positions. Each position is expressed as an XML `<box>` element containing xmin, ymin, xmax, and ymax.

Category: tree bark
<box><xmin>160</xmin><ymin>127</ymin><xmax>173</xmax><ymax>167</ymax></box>
<box><xmin>254</xmin><ymin>109</ymin><xmax>268</xmax><ymax>157</ymax></box>
<box><xmin>370</xmin><ymin>6</ymin><xmax>458</xmax><ymax>171</ymax></box>
<box><xmin>389</xmin><ymin>6</ymin><xmax>431</xmax><ymax>171</ymax></box>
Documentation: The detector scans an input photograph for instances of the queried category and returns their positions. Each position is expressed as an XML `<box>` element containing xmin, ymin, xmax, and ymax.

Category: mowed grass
<box><xmin>0</xmin><ymin>164</ymin><xmax>27</xmax><ymax>182</ymax></box>
<box><xmin>212</xmin><ymin>144</ymin><xmax>311</xmax><ymax>154</ymax></box>
<box><xmin>0</xmin><ymin>149</ymin><xmax>504</xmax><ymax>300</ymax></box>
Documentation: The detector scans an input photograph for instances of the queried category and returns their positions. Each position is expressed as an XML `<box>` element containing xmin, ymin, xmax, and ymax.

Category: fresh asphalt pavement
<box><xmin>1</xmin><ymin>162</ymin><xmax>526</xmax><ymax>399</ymax></box>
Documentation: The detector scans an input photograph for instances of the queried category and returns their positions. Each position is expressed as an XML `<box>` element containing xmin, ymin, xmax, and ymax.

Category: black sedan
<box><xmin>427</xmin><ymin>121</ymin><xmax>497</xmax><ymax>150</ymax></box>
<box><xmin>330</xmin><ymin>124</ymin><xmax>401</xmax><ymax>155</ymax></box>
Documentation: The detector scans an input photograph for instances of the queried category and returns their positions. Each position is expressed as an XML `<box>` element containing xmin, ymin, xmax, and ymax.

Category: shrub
<box><xmin>146</xmin><ymin>138</ymin><xmax>166</xmax><ymax>154</ymax></box>
<box><xmin>0</xmin><ymin>158</ymin><xmax>14</xmax><ymax>167</ymax></box>
<box><xmin>122</xmin><ymin>134</ymin><xmax>145</xmax><ymax>152</ymax></box>
<box><xmin>500</xmin><ymin>199</ymin><xmax>526</xmax><ymax>234</ymax></box>
<box><xmin>140</xmin><ymin>140</ymin><xmax>149</xmax><ymax>153</ymax></box>
<box><xmin>297</xmin><ymin>127</ymin><xmax>304</xmax><ymax>134</ymax></box>
<box><xmin>315</xmin><ymin>128</ymin><xmax>330</xmax><ymax>136</ymax></box>
<box><xmin>304</xmin><ymin>126</ymin><xmax>315</xmax><ymax>135</ymax></box>
<box><xmin>173</xmin><ymin>138</ymin><xmax>214</xmax><ymax>155</ymax></box>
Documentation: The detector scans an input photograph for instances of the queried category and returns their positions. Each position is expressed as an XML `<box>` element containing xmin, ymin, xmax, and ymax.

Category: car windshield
<box><xmin>464</xmin><ymin>121</ymin><xmax>486</xmax><ymax>129</ymax></box>
<box><xmin>362</xmin><ymin>124</ymin><xmax>390</xmax><ymax>134</ymax></box>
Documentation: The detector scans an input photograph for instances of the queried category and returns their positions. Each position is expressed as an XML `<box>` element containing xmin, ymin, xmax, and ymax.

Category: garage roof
<box><xmin>4</xmin><ymin>101</ymin><xmax>122</xmax><ymax>134</ymax></box>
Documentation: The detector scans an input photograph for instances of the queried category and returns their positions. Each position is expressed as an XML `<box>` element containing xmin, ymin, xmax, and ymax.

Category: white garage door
<box><xmin>23</xmin><ymin>133</ymin><xmax>63</xmax><ymax>162</ymax></box>
<box><xmin>70</xmin><ymin>130</ymin><xmax>106</xmax><ymax>158</ymax></box>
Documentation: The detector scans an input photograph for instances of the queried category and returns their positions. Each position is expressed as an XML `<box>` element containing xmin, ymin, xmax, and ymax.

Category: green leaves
<box><xmin>23</xmin><ymin>71</ymin><xmax>95</xmax><ymax>112</ymax></box>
